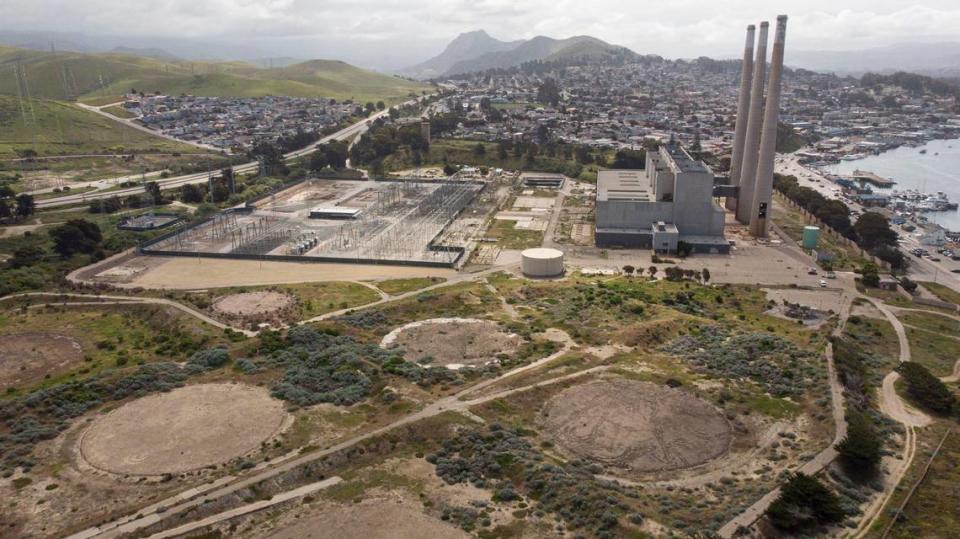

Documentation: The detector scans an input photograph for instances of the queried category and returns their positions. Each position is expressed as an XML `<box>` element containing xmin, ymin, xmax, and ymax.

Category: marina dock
<box><xmin>850</xmin><ymin>169</ymin><xmax>896</xmax><ymax>187</ymax></box>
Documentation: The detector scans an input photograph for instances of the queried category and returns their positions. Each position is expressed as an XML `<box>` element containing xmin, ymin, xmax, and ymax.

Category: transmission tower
<box><xmin>13</xmin><ymin>58</ymin><xmax>37</xmax><ymax>127</ymax></box>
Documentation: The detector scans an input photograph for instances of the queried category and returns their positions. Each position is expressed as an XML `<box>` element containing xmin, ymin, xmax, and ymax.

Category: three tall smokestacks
<box><xmin>729</xmin><ymin>15</ymin><xmax>788</xmax><ymax>237</ymax></box>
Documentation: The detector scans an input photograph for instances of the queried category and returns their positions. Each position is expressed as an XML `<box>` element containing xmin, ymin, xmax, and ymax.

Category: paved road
<box><xmin>35</xmin><ymin>97</ymin><xmax>431</xmax><ymax>209</ymax></box>
<box><xmin>776</xmin><ymin>152</ymin><xmax>960</xmax><ymax>291</ymax></box>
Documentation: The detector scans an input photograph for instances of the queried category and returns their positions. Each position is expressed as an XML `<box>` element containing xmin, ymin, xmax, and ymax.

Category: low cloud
<box><xmin>2</xmin><ymin>0</ymin><xmax>959</xmax><ymax>68</ymax></box>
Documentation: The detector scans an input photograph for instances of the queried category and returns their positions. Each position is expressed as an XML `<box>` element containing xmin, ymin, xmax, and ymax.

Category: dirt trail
<box><xmin>849</xmin><ymin>297</ymin><xmax>931</xmax><ymax>539</ymax></box>
<box><xmin>718</xmin><ymin>292</ymin><xmax>853</xmax><ymax>538</ymax></box>
<box><xmin>66</xmin><ymin>327</ymin><xmax>576</xmax><ymax>539</ymax></box>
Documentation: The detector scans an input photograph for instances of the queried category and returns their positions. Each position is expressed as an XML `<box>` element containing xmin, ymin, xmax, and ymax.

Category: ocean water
<box><xmin>824</xmin><ymin>138</ymin><xmax>960</xmax><ymax>232</ymax></box>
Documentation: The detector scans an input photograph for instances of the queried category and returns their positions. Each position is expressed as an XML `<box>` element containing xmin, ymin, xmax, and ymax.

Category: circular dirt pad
<box><xmin>541</xmin><ymin>379</ymin><xmax>731</xmax><ymax>473</ymax></box>
<box><xmin>80</xmin><ymin>383</ymin><xmax>287</xmax><ymax>475</ymax></box>
<box><xmin>212</xmin><ymin>291</ymin><xmax>295</xmax><ymax>317</ymax></box>
<box><xmin>381</xmin><ymin>318</ymin><xmax>521</xmax><ymax>368</ymax></box>
<box><xmin>0</xmin><ymin>333</ymin><xmax>82</xmax><ymax>390</ymax></box>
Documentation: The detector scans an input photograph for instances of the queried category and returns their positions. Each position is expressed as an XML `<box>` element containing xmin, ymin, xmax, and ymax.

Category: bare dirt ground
<box><xmin>541</xmin><ymin>379</ymin><xmax>732</xmax><ymax>474</ymax></box>
<box><xmin>116</xmin><ymin>256</ymin><xmax>455</xmax><ymax>289</ymax></box>
<box><xmin>79</xmin><ymin>383</ymin><xmax>288</xmax><ymax>476</ymax></box>
<box><xmin>212</xmin><ymin>291</ymin><xmax>296</xmax><ymax>317</ymax></box>
<box><xmin>381</xmin><ymin>318</ymin><xmax>521</xmax><ymax>368</ymax></box>
<box><xmin>261</xmin><ymin>497</ymin><xmax>469</xmax><ymax>539</ymax></box>
<box><xmin>0</xmin><ymin>333</ymin><xmax>83</xmax><ymax>390</ymax></box>
<box><xmin>762</xmin><ymin>287</ymin><xmax>847</xmax><ymax>314</ymax></box>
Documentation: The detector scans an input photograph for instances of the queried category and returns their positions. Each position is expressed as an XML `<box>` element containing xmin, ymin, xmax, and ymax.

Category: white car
<box><xmin>819</xmin><ymin>279</ymin><xmax>827</xmax><ymax>287</ymax></box>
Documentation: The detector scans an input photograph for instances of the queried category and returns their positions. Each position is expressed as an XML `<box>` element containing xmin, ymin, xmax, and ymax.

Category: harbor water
<box><xmin>824</xmin><ymin>138</ymin><xmax>960</xmax><ymax>232</ymax></box>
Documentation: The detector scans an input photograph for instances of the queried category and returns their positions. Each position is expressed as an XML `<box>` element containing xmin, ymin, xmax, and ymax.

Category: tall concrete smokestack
<box><xmin>725</xmin><ymin>25</ymin><xmax>756</xmax><ymax>212</ymax></box>
<box><xmin>749</xmin><ymin>15</ymin><xmax>788</xmax><ymax>237</ymax></box>
<box><xmin>734</xmin><ymin>21</ymin><xmax>768</xmax><ymax>225</ymax></box>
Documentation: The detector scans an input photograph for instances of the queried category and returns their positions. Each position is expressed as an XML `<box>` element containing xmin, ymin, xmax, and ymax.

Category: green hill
<box><xmin>0</xmin><ymin>94</ymin><xmax>204</xmax><ymax>158</ymax></box>
<box><xmin>0</xmin><ymin>46</ymin><xmax>431</xmax><ymax>104</ymax></box>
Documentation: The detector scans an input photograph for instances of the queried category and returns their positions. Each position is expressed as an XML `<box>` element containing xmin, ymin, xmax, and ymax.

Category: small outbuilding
<box><xmin>521</xmin><ymin>248</ymin><xmax>564</xmax><ymax>278</ymax></box>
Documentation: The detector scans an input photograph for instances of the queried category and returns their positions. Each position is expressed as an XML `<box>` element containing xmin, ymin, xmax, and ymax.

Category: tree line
<box><xmin>774</xmin><ymin>173</ymin><xmax>906</xmax><ymax>269</ymax></box>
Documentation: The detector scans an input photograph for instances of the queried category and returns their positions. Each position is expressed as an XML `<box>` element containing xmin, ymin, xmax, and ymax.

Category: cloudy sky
<box><xmin>3</xmin><ymin>0</ymin><xmax>960</xmax><ymax>69</ymax></box>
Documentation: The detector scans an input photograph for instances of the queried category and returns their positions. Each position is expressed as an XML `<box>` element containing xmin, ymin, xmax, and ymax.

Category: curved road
<box><xmin>35</xmin><ymin>98</ymin><xmax>426</xmax><ymax>209</ymax></box>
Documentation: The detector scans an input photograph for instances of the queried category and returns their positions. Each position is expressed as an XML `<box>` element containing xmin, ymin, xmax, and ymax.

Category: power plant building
<box><xmin>594</xmin><ymin>144</ymin><xmax>729</xmax><ymax>253</ymax></box>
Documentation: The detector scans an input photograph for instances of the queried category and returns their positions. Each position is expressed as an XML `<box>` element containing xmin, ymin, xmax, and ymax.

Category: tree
<box><xmin>309</xmin><ymin>150</ymin><xmax>329</xmax><ymax>172</ymax></box>
<box><xmin>497</xmin><ymin>141</ymin><xmax>508</xmax><ymax>160</ymax></box>
<box><xmin>816</xmin><ymin>199</ymin><xmax>852</xmax><ymax>234</ymax></box>
<box><xmin>89</xmin><ymin>196</ymin><xmax>122</xmax><ymax>214</ymax></box>
<box><xmin>574</xmin><ymin>146</ymin><xmax>593</xmax><ymax>164</ymax></box>
<box><xmin>15</xmin><ymin>194</ymin><xmax>35</xmax><ymax>218</ymax></box>
<box><xmin>321</xmin><ymin>141</ymin><xmax>349</xmax><ymax>169</ymax></box>
<box><xmin>702</xmin><ymin>268</ymin><xmax>711</xmax><ymax>283</ymax></box>
<box><xmin>836</xmin><ymin>409</ymin><xmax>881</xmax><ymax>475</ymax></box>
<box><xmin>181</xmin><ymin>183</ymin><xmax>206</xmax><ymax>203</ymax></box>
<box><xmin>676</xmin><ymin>241</ymin><xmax>692</xmax><ymax>258</ymax></box>
<box><xmin>375</xmin><ymin>101</ymin><xmax>385</xmax><ymax>110</ymax></box>
<box><xmin>622</xmin><ymin>265</ymin><xmax>635</xmax><ymax>276</ymax></box>
<box><xmin>49</xmin><ymin>219</ymin><xmax>102</xmax><ymax>258</ymax></box>
<box><xmin>860</xmin><ymin>262</ymin><xmax>880</xmax><ymax>288</ymax></box>
<box><xmin>536</xmin><ymin>77</ymin><xmax>561</xmax><ymax>106</ymax></box>
<box><xmin>854</xmin><ymin>212</ymin><xmax>897</xmax><ymax>250</ymax></box>
<box><xmin>472</xmin><ymin>143</ymin><xmax>486</xmax><ymax>157</ymax></box>
<box><xmin>648</xmin><ymin>266</ymin><xmax>657</xmax><ymax>279</ymax></box>
<box><xmin>899</xmin><ymin>276</ymin><xmax>918</xmax><ymax>294</ymax></box>
<box><xmin>611</xmin><ymin>149</ymin><xmax>646</xmax><ymax>169</ymax></box>
<box><xmin>10</xmin><ymin>244</ymin><xmax>44</xmax><ymax>268</ymax></box>
<box><xmin>143</xmin><ymin>181</ymin><xmax>163</xmax><ymax>205</ymax></box>
<box><xmin>897</xmin><ymin>362</ymin><xmax>956</xmax><ymax>414</ymax></box>
<box><xmin>766</xmin><ymin>473</ymin><xmax>844</xmax><ymax>531</ymax></box>
<box><xmin>873</xmin><ymin>244</ymin><xmax>907</xmax><ymax>271</ymax></box>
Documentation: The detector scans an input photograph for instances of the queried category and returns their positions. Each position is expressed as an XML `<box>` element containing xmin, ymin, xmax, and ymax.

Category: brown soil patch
<box><xmin>264</xmin><ymin>498</ymin><xmax>468</xmax><ymax>539</ymax></box>
<box><xmin>212</xmin><ymin>291</ymin><xmax>295</xmax><ymax>317</ymax></box>
<box><xmin>541</xmin><ymin>379</ymin><xmax>731</xmax><ymax>473</ymax></box>
<box><xmin>79</xmin><ymin>383</ymin><xmax>287</xmax><ymax>475</ymax></box>
<box><xmin>382</xmin><ymin>318</ymin><xmax>521</xmax><ymax>368</ymax></box>
<box><xmin>0</xmin><ymin>333</ymin><xmax>83</xmax><ymax>390</ymax></box>
<box><xmin>116</xmin><ymin>256</ymin><xmax>455</xmax><ymax>289</ymax></box>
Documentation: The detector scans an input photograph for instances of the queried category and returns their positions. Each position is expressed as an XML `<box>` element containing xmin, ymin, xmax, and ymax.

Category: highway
<box><xmin>35</xmin><ymin>104</ymin><xmax>400</xmax><ymax>209</ymax></box>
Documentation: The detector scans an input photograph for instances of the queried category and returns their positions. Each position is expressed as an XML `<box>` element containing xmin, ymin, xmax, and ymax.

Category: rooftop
<box><xmin>597</xmin><ymin>169</ymin><xmax>652</xmax><ymax>202</ymax></box>
<box><xmin>663</xmin><ymin>143</ymin><xmax>710</xmax><ymax>174</ymax></box>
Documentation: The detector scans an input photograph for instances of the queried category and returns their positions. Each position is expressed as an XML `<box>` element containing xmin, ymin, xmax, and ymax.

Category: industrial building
<box><xmin>594</xmin><ymin>144</ymin><xmax>730</xmax><ymax>253</ymax></box>
<box><xmin>521</xmin><ymin>172</ymin><xmax>565</xmax><ymax>190</ymax></box>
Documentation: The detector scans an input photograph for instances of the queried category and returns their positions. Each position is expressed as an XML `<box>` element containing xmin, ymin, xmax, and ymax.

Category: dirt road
<box><xmin>718</xmin><ymin>292</ymin><xmax>853</xmax><ymax>538</ymax></box>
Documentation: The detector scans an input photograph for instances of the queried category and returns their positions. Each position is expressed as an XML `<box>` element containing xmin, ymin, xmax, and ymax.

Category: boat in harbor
<box><xmin>890</xmin><ymin>190</ymin><xmax>958</xmax><ymax>212</ymax></box>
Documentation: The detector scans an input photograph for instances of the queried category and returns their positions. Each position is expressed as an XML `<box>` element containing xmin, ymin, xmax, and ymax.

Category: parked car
<box><xmin>826</xmin><ymin>271</ymin><xmax>837</xmax><ymax>279</ymax></box>
<box><xmin>819</xmin><ymin>279</ymin><xmax>828</xmax><ymax>287</ymax></box>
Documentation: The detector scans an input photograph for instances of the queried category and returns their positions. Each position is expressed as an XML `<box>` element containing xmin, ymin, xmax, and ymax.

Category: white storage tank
<box><xmin>521</xmin><ymin>248</ymin><xmax>564</xmax><ymax>278</ymax></box>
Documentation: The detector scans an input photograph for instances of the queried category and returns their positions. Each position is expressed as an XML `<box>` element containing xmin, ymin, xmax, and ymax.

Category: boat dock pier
<box><xmin>850</xmin><ymin>169</ymin><xmax>896</xmax><ymax>187</ymax></box>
